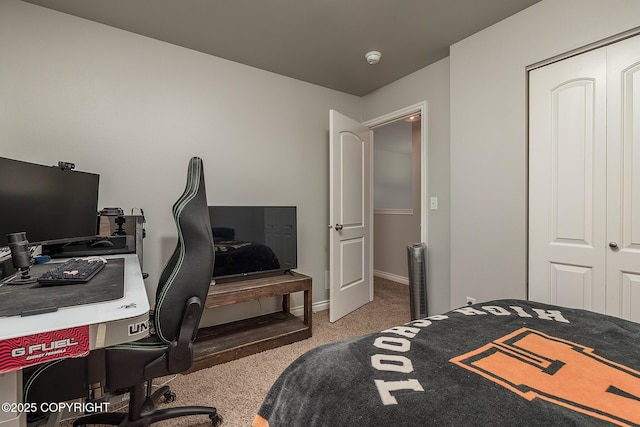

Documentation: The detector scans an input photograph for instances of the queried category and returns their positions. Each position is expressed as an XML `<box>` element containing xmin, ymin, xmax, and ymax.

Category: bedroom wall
<box><xmin>373</xmin><ymin>121</ymin><xmax>413</xmax><ymax>210</ymax></box>
<box><xmin>449</xmin><ymin>0</ymin><xmax>640</xmax><ymax>307</ymax></box>
<box><xmin>0</xmin><ymin>0</ymin><xmax>362</xmax><ymax>322</ymax></box>
<box><xmin>363</xmin><ymin>58</ymin><xmax>451</xmax><ymax>315</ymax></box>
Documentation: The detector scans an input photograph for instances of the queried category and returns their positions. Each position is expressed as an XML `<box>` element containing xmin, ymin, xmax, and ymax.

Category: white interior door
<box><xmin>605</xmin><ymin>35</ymin><xmax>640</xmax><ymax>321</ymax></box>
<box><xmin>329</xmin><ymin>110</ymin><xmax>373</xmax><ymax>322</ymax></box>
<box><xmin>529</xmin><ymin>47</ymin><xmax>607</xmax><ymax>313</ymax></box>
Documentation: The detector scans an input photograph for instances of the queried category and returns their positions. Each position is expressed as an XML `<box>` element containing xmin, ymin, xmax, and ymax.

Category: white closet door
<box><xmin>605</xmin><ymin>35</ymin><xmax>640</xmax><ymax>321</ymax></box>
<box><xmin>529</xmin><ymin>47</ymin><xmax>607</xmax><ymax>312</ymax></box>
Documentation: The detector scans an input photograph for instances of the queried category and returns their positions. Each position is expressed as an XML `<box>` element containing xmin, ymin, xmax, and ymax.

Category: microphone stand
<box><xmin>7</xmin><ymin>232</ymin><xmax>37</xmax><ymax>285</ymax></box>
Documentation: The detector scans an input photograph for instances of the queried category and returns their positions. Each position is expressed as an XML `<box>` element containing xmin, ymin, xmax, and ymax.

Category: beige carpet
<box><xmin>66</xmin><ymin>277</ymin><xmax>409</xmax><ymax>427</ymax></box>
<box><xmin>150</xmin><ymin>277</ymin><xmax>410</xmax><ymax>427</ymax></box>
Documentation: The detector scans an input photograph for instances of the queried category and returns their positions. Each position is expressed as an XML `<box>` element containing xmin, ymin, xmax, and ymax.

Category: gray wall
<box><xmin>374</xmin><ymin>121</ymin><xmax>413</xmax><ymax>210</ymax></box>
<box><xmin>0</xmin><ymin>0</ymin><xmax>362</xmax><ymax>321</ymax></box>
<box><xmin>363</xmin><ymin>58</ymin><xmax>451</xmax><ymax>315</ymax></box>
<box><xmin>449</xmin><ymin>0</ymin><xmax>640</xmax><ymax>307</ymax></box>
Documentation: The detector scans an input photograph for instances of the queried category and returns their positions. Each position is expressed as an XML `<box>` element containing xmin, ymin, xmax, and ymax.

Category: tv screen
<box><xmin>0</xmin><ymin>157</ymin><xmax>100</xmax><ymax>248</ymax></box>
<box><xmin>209</xmin><ymin>206</ymin><xmax>297</xmax><ymax>279</ymax></box>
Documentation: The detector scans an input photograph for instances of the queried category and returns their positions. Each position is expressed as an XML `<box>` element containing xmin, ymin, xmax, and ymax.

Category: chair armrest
<box><xmin>167</xmin><ymin>296</ymin><xmax>201</xmax><ymax>372</ymax></box>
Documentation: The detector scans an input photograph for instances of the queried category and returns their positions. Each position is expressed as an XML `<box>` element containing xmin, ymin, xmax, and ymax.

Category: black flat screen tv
<box><xmin>209</xmin><ymin>206</ymin><xmax>297</xmax><ymax>279</ymax></box>
<box><xmin>0</xmin><ymin>157</ymin><xmax>100</xmax><ymax>249</ymax></box>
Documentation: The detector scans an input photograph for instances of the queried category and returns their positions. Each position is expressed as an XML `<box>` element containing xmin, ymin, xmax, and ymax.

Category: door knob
<box><xmin>335</xmin><ymin>224</ymin><xmax>344</xmax><ymax>231</ymax></box>
<box><xmin>609</xmin><ymin>242</ymin><xmax>618</xmax><ymax>249</ymax></box>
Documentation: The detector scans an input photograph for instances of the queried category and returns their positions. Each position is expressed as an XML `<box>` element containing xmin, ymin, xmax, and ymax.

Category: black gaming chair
<box><xmin>24</xmin><ymin>157</ymin><xmax>222</xmax><ymax>426</ymax></box>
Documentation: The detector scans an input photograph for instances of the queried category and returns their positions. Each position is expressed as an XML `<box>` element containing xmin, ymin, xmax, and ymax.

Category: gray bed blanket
<box><xmin>254</xmin><ymin>299</ymin><xmax>640</xmax><ymax>426</ymax></box>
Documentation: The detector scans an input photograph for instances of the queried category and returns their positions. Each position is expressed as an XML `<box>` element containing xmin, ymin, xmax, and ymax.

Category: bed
<box><xmin>253</xmin><ymin>299</ymin><xmax>640</xmax><ymax>426</ymax></box>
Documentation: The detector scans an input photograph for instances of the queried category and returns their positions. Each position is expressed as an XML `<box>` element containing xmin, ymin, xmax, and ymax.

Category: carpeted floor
<box><xmin>60</xmin><ymin>277</ymin><xmax>409</xmax><ymax>427</ymax></box>
<box><xmin>149</xmin><ymin>276</ymin><xmax>410</xmax><ymax>427</ymax></box>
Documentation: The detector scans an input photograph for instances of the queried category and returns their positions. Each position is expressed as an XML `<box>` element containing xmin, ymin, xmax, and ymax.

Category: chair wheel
<box><xmin>210</xmin><ymin>412</ymin><xmax>223</xmax><ymax>426</ymax></box>
<box><xmin>163</xmin><ymin>390</ymin><xmax>176</xmax><ymax>403</ymax></box>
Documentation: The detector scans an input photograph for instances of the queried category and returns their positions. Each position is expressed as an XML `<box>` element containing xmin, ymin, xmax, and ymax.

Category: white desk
<box><xmin>0</xmin><ymin>254</ymin><xmax>150</xmax><ymax>427</ymax></box>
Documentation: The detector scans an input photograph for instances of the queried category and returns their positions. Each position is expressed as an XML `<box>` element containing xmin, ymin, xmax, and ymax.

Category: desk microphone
<box><xmin>7</xmin><ymin>232</ymin><xmax>37</xmax><ymax>284</ymax></box>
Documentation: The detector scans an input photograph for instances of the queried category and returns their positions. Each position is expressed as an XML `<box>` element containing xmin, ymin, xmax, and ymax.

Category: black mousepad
<box><xmin>0</xmin><ymin>258</ymin><xmax>125</xmax><ymax>317</ymax></box>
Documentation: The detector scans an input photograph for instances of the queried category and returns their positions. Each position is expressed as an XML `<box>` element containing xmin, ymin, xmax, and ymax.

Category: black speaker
<box><xmin>407</xmin><ymin>242</ymin><xmax>428</xmax><ymax>320</ymax></box>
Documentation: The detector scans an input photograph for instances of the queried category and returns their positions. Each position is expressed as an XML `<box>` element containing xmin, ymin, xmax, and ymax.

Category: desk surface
<box><xmin>0</xmin><ymin>254</ymin><xmax>149</xmax><ymax>346</ymax></box>
<box><xmin>0</xmin><ymin>254</ymin><xmax>149</xmax><ymax>427</ymax></box>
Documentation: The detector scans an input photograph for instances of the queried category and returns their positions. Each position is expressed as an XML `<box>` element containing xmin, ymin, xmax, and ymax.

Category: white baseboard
<box><xmin>290</xmin><ymin>272</ymin><xmax>408</xmax><ymax>316</ymax></box>
<box><xmin>291</xmin><ymin>300</ymin><xmax>329</xmax><ymax>316</ymax></box>
<box><xmin>374</xmin><ymin>270</ymin><xmax>409</xmax><ymax>285</ymax></box>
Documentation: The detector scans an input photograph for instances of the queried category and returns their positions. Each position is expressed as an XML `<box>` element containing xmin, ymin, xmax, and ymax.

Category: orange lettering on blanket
<box><xmin>252</xmin><ymin>414</ymin><xmax>269</xmax><ymax>427</ymax></box>
<box><xmin>451</xmin><ymin>328</ymin><xmax>640</xmax><ymax>426</ymax></box>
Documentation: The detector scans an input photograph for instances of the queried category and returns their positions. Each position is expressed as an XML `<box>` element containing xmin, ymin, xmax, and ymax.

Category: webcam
<box><xmin>57</xmin><ymin>161</ymin><xmax>75</xmax><ymax>170</ymax></box>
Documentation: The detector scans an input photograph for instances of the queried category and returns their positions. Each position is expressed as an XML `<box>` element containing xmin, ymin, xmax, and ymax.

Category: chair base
<box><xmin>72</xmin><ymin>382</ymin><xmax>222</xmax><ymax>427</ymax></box>
<box><xmin>72</xmin><ymin>406</ymin><xmax>222</xmax><ymax>427</ymax></box>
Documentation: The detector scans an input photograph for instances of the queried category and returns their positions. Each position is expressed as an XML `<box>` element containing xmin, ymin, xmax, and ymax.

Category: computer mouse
<box><xmin>91</xmin><ymin>239</ymin><xmax>115</xmax><ymax>248</ymax></box>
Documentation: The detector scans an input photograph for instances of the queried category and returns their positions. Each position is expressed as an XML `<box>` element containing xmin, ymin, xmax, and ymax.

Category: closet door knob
<box><xmin>609</xmin><ymin>242</ymin><xmax>618</xmax><ymax>249</ymax></box>
<box><xmin>335</xmin><ymin>224</ymin><xmax>344</xmax><ymax>231</ymax></box>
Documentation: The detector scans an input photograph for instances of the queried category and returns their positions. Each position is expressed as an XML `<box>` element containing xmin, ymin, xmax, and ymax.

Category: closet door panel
<box><xmin>529</xmin><ymin>47</ymin><xmax>607</xmax><ymax>312</ymax></box>
<box><xmin>606</xmin><ymin>34</ymin><xmax>640</xmax><ymax>319</ymax></box>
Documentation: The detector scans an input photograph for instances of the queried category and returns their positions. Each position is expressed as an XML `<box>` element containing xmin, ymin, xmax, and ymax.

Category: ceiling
<box><xmin>22</xmin><ymin>0</ymin><xmax>542</xmax><ymax>96</ymax></box>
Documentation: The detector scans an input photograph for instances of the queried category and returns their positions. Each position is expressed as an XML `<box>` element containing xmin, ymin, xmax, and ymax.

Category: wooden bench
<box><xmin>189</xmin><ymin>272</ymin><xmax>312</xmax><ymax>372</ymax></box>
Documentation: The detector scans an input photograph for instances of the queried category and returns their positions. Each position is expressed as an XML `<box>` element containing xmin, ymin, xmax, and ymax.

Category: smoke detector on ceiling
<box><xmin>365</xmin><ymin>51</ymin><xmax>382</xmax><ymax>65</ymax></box>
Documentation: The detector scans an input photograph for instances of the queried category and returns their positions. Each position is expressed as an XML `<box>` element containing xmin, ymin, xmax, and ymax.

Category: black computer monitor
<box><xmin>0</xmin><ymin>157</ymin><xmax>100</xmax><ymax>248</ymax></box>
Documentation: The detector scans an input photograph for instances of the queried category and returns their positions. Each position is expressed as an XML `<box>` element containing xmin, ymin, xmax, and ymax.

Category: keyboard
<box><xmin>37</xmin><ymin>257</ymin><xmax>107</xmax><ymax>286</ymax></box>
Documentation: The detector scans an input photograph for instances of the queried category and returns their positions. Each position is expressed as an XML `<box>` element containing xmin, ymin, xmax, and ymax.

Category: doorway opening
<box><xmin>365</xmin><ymin>102</ymin><xmax>428</xmax><ymax>287</ymax></box>
<box><xmin>327</xmin><ymin>103</ymin><xmax>427</xmax><ymax>321</ymax></box>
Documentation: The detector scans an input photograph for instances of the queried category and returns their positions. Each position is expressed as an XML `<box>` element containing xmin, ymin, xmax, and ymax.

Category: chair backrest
<box><xmin>154</xmin><ymin>157</ymin><xmax>214</xmax><ymax>343</ymax></box>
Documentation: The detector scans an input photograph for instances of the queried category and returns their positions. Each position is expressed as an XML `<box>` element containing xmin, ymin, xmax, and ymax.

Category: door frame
<box><xmin>364</xmin><ymin>101</ymin><xmax>429</xmax><ymax>245</ymax></box>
